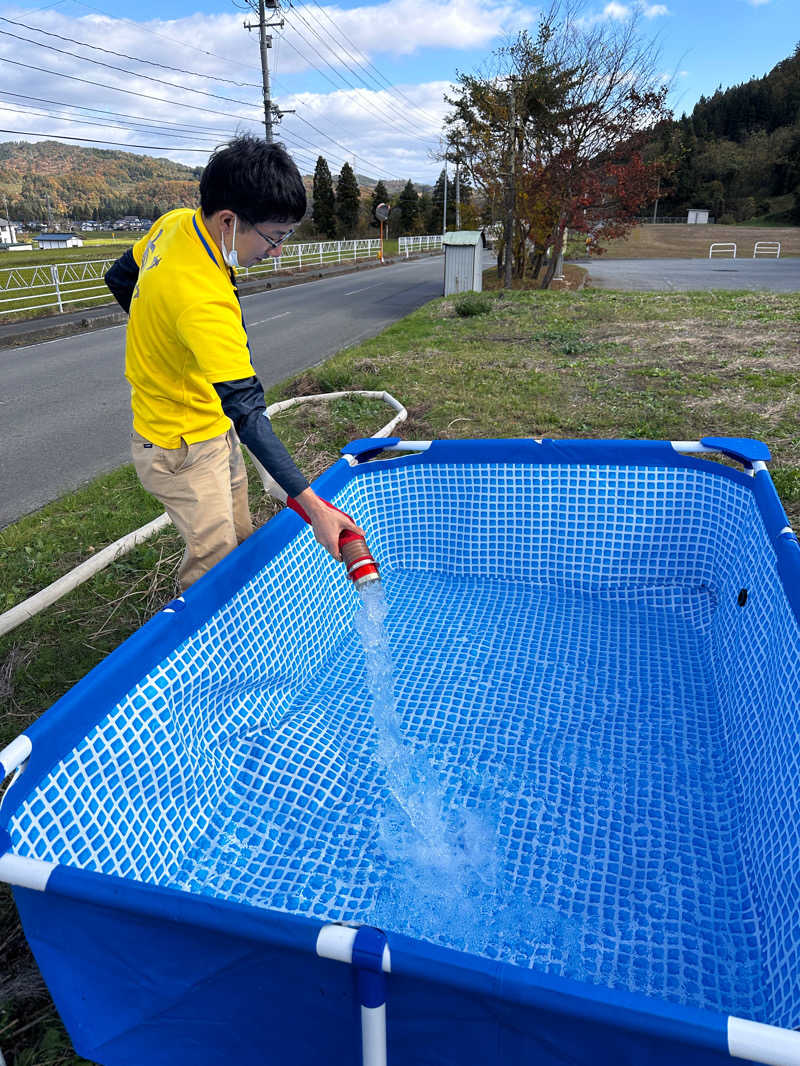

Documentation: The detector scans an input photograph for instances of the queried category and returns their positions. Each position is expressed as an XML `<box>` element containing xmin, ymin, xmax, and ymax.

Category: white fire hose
<box><xmin>0</xmin><ymin>390</ymin><xmax>406</xmax><ymax>639</ymax></box>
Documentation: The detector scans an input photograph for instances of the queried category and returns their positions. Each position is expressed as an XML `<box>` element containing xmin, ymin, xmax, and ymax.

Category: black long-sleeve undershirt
<box><xmin>104</xmin><ymin>247</ymin><xmax>138</xmax><ymax>313</ymax></box>
<box><xmin>213</xmin><ymin>377</ymin><xmax>309</xmax><ymax>499</ymax></box>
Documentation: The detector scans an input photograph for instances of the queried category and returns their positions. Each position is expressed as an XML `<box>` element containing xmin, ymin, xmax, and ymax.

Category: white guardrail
<box><xmin>709</xmin><ymin>243</ymin><xmax>737</xmax><ymax>259</ymax></box>
<box><xmin>399</xmin><ymin>235</ymin><xmax>443</xmax><ymax>257</ymax></box>
<box><xmin>753</xmin><ymin>241</ymin><xmax>781</xmax><ymax>259</ymax></box>
<box><xmin>0</xmin><ymin>239</ymin><xmax>381</xmax><ymax>317</ymax></box>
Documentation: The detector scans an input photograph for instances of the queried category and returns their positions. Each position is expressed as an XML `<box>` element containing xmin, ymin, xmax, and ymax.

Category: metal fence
<box><xmin>399</xmin><ymin>235</ymin><xmax>443</xmax><ymax>257</ymax></box>
<box><xmin>753</xmin><ymin>241</ymin><xmax>781</xmax><ymax>259</ymax></box>
<box><xmin>634</xmin><ymin>216</ymin><xmax>717</xmax><ymax>225</ymax></box>
<box><xmin>0</xmin><ymin>258</ymin><xmax>115</xmax><ymax>316</ymax></box>
<box><xmin>0</xmin><ymin>239</ymin><xmax>382</xmax><ymax>318</ymax></box>
<box><xmin>238</xmin><ymin>238</ymin><xmax>379</xmax><ymax>279</ymax></box>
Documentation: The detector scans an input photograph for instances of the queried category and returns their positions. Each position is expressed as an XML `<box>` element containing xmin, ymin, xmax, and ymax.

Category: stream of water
<box><xmin>354</xmin><ymin>580</ymin><xmax>504</xmax><ymax>947</ymax></box>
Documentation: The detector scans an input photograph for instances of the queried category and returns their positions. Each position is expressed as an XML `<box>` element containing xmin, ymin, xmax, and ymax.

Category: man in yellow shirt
<box><xmin>105</xmin><ymin>136</ymin><xmax>360</xmax><ymax>590</ymax></box>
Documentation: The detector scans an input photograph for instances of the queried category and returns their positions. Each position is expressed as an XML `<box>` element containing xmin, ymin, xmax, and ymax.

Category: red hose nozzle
<box><xmin>288</xmin><ymin>497</ymin><xmax>380</xmax><ymax>587</ymax></box>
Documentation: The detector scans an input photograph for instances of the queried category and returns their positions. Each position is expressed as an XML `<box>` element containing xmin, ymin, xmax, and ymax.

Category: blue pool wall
<box><xmin>2</xmin><ymin>439</ymin><xmax>800</xmax><ymax>1062</ymax></box>
<box><xmin>13</xmin><ymin>868</ymin><xmax>734</xmax><ymax>1066</ymax></box>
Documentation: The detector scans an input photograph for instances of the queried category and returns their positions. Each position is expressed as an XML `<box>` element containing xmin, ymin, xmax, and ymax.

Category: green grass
<box><xmin>1</xmin><ymin>286</ymin><xmax>799</xmax><ymax>1063</ymax></box>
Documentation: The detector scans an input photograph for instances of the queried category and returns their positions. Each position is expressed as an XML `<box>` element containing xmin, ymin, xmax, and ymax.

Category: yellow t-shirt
<box><xmin>126</xmin><ymin>208</ymin><xmax>254</xmax><ymax>448</ymax></box>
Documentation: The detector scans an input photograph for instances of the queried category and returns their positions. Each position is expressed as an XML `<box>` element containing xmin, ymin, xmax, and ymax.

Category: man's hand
<box><xmin>294</xmin><ymin>488</ymin><xmax>364</xmax><ymax>560</ymax></box>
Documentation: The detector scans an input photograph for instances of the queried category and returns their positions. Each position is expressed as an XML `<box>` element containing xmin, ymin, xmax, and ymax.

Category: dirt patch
<box><xmin>591</xmin><ymin>318</ymin><xmax>800</xmax><ymax>369</ymax></box>
<box><xmin>278</xmin><ymin>371</ymin><xmax>322</xmax><ymax>398</ymax></box>
<box><xmin>597</xmin><ymin>223</ymin><xmax>800</xmax><ymax>260</ymax></box>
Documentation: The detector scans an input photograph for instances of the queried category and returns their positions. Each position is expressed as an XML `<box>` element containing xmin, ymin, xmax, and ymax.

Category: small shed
<box><xmin>37</xmin><ymin>233</ymin><xmax>83</xmax><ymax>249</ymax></box>
<box><xmin>443</xmin><ymin>230</ymin><xmax>486</xmax><ymax>296</ymax></box>
<box><xmin>687</xmin><ymin>210</ymin><xmax>709</xmax><ymax>225</ymax></box>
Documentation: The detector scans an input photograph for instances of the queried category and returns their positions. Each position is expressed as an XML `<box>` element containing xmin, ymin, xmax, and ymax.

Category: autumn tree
<box><xmin>312</xmin><ymin>156</ymin><xmax>336</xmax><ymax>238</ymax></box>
<box><xmin>445</xmin><ymin>2</ymin><xmax>670</xmax><ymax>287</ymax></box>
<box><xmin>335</xmin><ymin>162</ymin><xmax>361</xmax><ymax>236</ymax></box>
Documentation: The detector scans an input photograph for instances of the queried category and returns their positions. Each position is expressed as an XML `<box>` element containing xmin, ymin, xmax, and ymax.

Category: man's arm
<box><xmin>213</xmin><ymin>376</ymin><xmax>363</xmax><ymax>558</ymax></box>
<box><xmin>104</xmin><ymin>248</ymin><xmax>138</xmax><ymax>313</ymax></box>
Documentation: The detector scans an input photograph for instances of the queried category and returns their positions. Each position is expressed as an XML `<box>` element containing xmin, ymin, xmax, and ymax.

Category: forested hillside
<box><xmin>0</xmin><ymin>141</ymin><xmax>202</xmax><ymax>222</ymax></box>
<box><xmin>650</xmin><ymin>45</ymin><xmax>800</xmax><ymax>223</ymax></box>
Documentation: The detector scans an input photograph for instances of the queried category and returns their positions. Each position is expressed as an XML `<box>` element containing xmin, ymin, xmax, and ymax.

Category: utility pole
<box><xmin>244</xmin><ymin>0</ymin><xmax>284</xmax><ymax>142</ymax></box>
<box><xmin>442</xmin><ymin>159</ymin><xmax>448</xmax><ymax>237</ymax></box>
<box><xmin>503</xmin><ymin>79</ymin><xmax>517</xmax><ymax>289</ymax></box>
<box><xmin>455</xmin><ymin>161</ymin><xmax>461</xmax><ymax>230</ymax></box>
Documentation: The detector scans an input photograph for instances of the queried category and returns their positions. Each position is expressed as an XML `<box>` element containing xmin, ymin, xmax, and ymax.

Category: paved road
<box><xmin>583</xmin><ymin>257</ymin><xmax>800</xmax><ymax>292</ymax></box>
<box><xmin>0</xmin><ymin>254</ymin><xmax>447</xmax><ymax>529</ymax></box>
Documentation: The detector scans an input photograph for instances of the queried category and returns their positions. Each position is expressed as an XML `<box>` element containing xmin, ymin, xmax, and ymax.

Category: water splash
<box><xmin>354</xmin><ymin>581</ymin><xmax>501</xmax><ymax>947</ymax></box>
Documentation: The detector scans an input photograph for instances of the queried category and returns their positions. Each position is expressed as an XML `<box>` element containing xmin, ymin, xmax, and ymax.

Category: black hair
<box><xmin>200</xmin><ymin>135</ymin><xmax>307</xmax><ymax>224</ymax></box>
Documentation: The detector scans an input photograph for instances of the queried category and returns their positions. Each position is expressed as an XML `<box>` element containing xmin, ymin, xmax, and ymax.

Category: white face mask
<box><xmin>220</xmin><ymin>214</ymin><xmax>239</xmax><ymax>268</ymax></box>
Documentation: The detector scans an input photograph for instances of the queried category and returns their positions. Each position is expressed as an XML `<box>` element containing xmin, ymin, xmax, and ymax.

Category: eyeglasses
<box><xmin>252</xmin><ymin>223</ymin><xmax>295</xmax><ymax>250</ymax></box>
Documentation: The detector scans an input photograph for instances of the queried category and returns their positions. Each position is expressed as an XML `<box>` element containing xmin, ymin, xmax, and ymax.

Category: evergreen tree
<box><xmin>335</xmin><ymin>163</ymin><xmax>361</xmax><ymax>236</ymax></box>
<box><xmin>397</xmin><ymin>180</ymin><xmax>419</xmax><ymax>234</ymax></box>
<box><xmin>312</xmin><ymin>156</ymin><xmax>337</xmax><ymax>238</ymax></box>
<box><xmin>417</xmin><ymin>191</ymin><xmax>432</xmax><ymax>233</ymax></box>
<box><xmin>429</xmin><ymin>169</ymin><xmax>457</xmax><ymax>231</ymax></box>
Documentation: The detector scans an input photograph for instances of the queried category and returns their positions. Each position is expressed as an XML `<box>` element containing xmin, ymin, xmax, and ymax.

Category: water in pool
<box><xmin>353</xmin><ymin>580</ymin><xmax>503</xmax><ymax>949</ymax></box>
<box><xmin>176</xmin><ymin>568</ymin><xmax>764</xmax><ymax>1021</ymax></box>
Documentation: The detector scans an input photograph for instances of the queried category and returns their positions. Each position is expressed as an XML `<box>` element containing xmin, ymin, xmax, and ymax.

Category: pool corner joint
<box><xmin>728</xmin><ymin>1016</ymin><xmax>800</xmax><ymax>1066</ymax></box>
<box><xmin>317</xmin><ymin>923</ymin><xmax>391</xmax><ymax>1066</ymax></box>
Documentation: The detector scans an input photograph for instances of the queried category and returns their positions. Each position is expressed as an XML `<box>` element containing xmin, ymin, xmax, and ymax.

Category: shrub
<box><xmin>453</xmin><ymin>291</ymin><xmax>492</xmax><ymax>317</ymax></box>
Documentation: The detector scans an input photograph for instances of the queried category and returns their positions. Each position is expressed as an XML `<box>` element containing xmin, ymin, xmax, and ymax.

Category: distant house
<box><xmin>0</xmin><ymin>217</ymin><xmax>18</xmax><ymax>244</ymax></box>
<box><xmin>37</xmin><ymin>233</ymin><xmax>84</xmax><ymax>249</ymax></box>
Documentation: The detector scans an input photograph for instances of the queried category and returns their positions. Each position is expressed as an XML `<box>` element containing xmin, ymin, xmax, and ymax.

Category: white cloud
<box><xmin>745</xmin><ymin>0</ymin><xmax>770</xmax><ymax>6</ymax></box>
<box><xmin>602</xmin><ymin>2</ymin><xmax>630</xmax><ymax>19</ymax></box>
<box><xmin>0</xmin><ymin>2</ymin><xmax>526</xmax><ymax>182</ymax></box>
<box><xmin>576</xmin><ymin>0</ymin><xmax>669</xmax><ymax>25</ymax></box>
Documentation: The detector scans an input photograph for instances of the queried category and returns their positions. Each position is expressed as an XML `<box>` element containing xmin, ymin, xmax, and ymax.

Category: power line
<box><xmin>0</xmin><ymin>84</ymin><xmax>391</xmax><ymax>181</ymax></box>
<box><xmin>0</xmin><ymin>13</ymin><xmax>408</xmax><ymax>182</ymax></box>
<box><xmin>0</xmin><ymin>102</ymin><xmax>228</xmax><ymax>143</ymax></box>
<box><xmin>282</xmin><ymin>5</ymin><xmax>432</xmax><ymax>145</ymax></box>
<box><xmin>286</xmin><ymin>2</ymin><xmax>440</xmax><ymax>142</ymax></box>
<box><xmin>68</xmin><ymin>0</ymin><xmax>266</xmax><ymax>76</ymax></box>
<box><xmin>277</xmin><ymin>24</ymin><xmax>429</xmax><ymax>158</ymax></box>
<box><xmin>0</xmin><ymin>56</ymin><xmax>260</xmax><ymax>122</ymax></box>
<box><xmin>285</xmin><ymin>112</ymin><xmax>401</xmax><ymax>179</ymax></box>
<box><xmin>0</xmin><ymin>128</ymin><xmax>220</xmax><ymax>151</ymax></box>
<box><xmin>0</xmin><ymin>14</ymin><xmax>263</xmax><ymax>88</ymax></box>
<box><xmin>302</xmin><ymin>0</ymin><xmax>443</xmax><ymax>127</ymax></box>
<box><xmin>0</xmin><ymin>89</ymin><xmax>236</xmax><ymax>138</ymax></box>
<box><xmin>0</xmin><ymin>26</ymin><xmax>264</xmax><ymax>112</ymax></box>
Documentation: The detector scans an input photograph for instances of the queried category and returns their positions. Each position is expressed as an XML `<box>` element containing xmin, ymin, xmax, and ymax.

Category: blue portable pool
<box><xmin>2</xmin><ymin>436</ymin><xmax>800</xmax><ymax>1066</ymax></box>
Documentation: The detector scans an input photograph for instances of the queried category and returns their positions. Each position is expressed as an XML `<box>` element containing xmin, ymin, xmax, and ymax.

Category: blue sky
<box><xmin>0</xmin><ymin>0</ymin><xmax>796</xmax><ymax>182</ymax></box>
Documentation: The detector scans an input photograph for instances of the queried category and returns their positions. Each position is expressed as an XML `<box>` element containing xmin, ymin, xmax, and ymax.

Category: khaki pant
<box><xmin>132</xmin><ymin>427</ymin><xmax>254</xmax><ymax>591</ymax></box>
